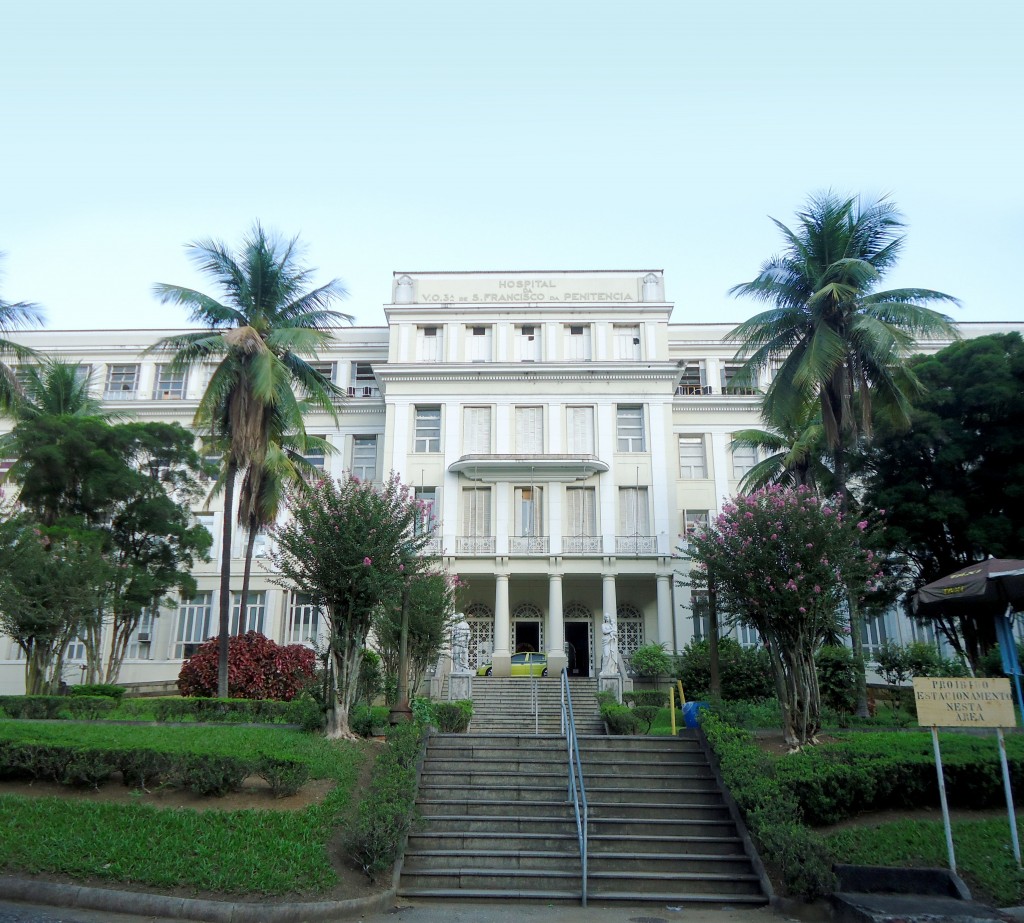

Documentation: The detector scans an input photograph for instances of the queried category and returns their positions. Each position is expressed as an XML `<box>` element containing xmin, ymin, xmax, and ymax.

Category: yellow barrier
<box><xmin>669</xmin><ymin>680</ymin><xmax>688</xmax><ymax>735</ymax></box>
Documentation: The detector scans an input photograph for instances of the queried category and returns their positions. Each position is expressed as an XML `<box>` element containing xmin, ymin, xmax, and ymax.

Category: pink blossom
<box><xmin>362</xmin><ymin>557</ymin><xmax>372</xmax><ymax>566</ymax></box>
<box><xmin>857</xmin><ymin>521</ymin><xmax>868</xmax><ymax>531</ymax></box>
<box><xmin>770</xmin><ymin>533</ymin><xmax>777</xmax><ymax>540</ymax></box>
<box><xmin>799</xmin><ymin>607</ymin><xmax>807</xmax><ymax>614</ymax></box>
<box><xmin>399</xmin><ymin>563</ymin><xmax>405</xmax><ymax>572</ymax></box>
<box><xmin>814</xmin><ymin>585</ymin><xmax>821</xmax><ymax>594</ymax></box>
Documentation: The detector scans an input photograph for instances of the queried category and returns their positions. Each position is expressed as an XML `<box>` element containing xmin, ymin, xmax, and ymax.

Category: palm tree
<box><xmin>0</xmin><ymin>254</ymin><xmax>45</xmax><ymax>411</ymax></box>
<box><xmin>151</xmin><ymin>224</ymin><xmax>351</xmax><ymax>697</ymax></box>
<box><xmin>728</xmin><ymin>191</ymin><xmax>959</xmax><ymax>715</ymax></box>
<box><xmin>730</xmin><ymin>404</ymin><xmax>832</xmax><ymax>495</ymax></box>
<box><xmin>728</xmin><ymin>191</ymin><xmax>959</xmax><ymax>494</ymax></box>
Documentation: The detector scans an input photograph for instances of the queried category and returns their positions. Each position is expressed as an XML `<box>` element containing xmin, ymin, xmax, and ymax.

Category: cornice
<box><xmin>376</xmin><ymin>362</ymin><xmax>681</xmax><ymax>383</ymax></box>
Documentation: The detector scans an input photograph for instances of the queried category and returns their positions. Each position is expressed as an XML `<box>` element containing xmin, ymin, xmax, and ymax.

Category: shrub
<box><xmin>67</xmin><ymin>696</ymin><xmax>117</xmax><ymax>721</ymax></box>
<box><xmin>68</xmin><ymin>684</ymin><xmax>126</xmax><ymax>700</ymax></box>
<box><xmin>712</xmin><ymin>698</ymin><xmax>782</xmax><ymax>729</ymax></box>
<box><xmin>350</xmin><ymin>705</ymin><xmax>390</xmax><ymax>737</ymax></box>
<box><xmin>256</xmin><ymin>757</ymin><xmax>310</xmax><ymax>797</ymax></box>
<box><xmin>347</xmin><ymin>721</ymin><xmax>425</xmax><ymax>880</ymax></box>
<box><xmin>601</xmin><ymin>703</ymin><xmax>640</xmax><ymax>735</ymax></box>
<box><xmin>152</xmin><ymin>696</ymin><xmax>302</xmax><ymax>724</ymax></box>
<box><xmin>675</xmin><ymin>638</ymin><xmax>775</xmax><ymax>701</ymax></box>
<box><xmin>629</xmin><ymin>643</ymin><xmax>672</xmax><ymax>680</ymax></box>
<box><xmin>357</xmin><ymin>648</ymin><xmax>384</xmax><ymax>706</ymax></box>
<box><xmin>623</xmin><ymin>690</ymin><xmax>668</xmax><ymax>708</ymax></box>
<box><xmin>177</xmin><ymin>631</ymin><xmax>316</xmax><ymax>700</ymax></box>
<box><xmin>61</xmin><ymin>748</ymin><xmax>117</xmax><ymax>788</ymax></box>
<box><xmin>115</xmin><ymin>748</ymin><xmax>172</xmax><ymax>790</ymax></box>
<box><xmin>434</xmin><ymin>700</ymin><xmax>473</xmax><ymax>733</ymax></box>
<box><xmin>169</xmin><ymin>753</ymin><xmax>250</xmax><ymax>796</ymax></box>
<box><xmin>0</xmin><ymin>696</ymin><xmax>67</xmax><ymax>720</ymax></box>
<box><xmin>816</xmin><ymin>645</ymin><xmax>857</xmax><ymax>714</ymax></box>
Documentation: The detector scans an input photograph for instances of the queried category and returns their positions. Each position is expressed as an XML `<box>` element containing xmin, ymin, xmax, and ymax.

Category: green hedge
<box><xmin>700</xmin><ymin>712</ymin><xmax>835</xmax><ymax>899</ymax></box>
<box><xmin>347</xmin><ymin>721</ymin><xmax>426</xmax><ymax>880</ymax></box>
<box><xmin>434</xmin><ymin>700</ymin><xmax>473</xmax><ymax>733</ymax></box>
<box><xmin>0</xmin><ymin>738</ymin><xmax>309</xmax><ymax>797</ymax></box>
<box><xmin>350</xmin><ymin>705</ymin><xmax>390</xmax><ymax>737</ymax></box>
<box><xmin>69</xmin><ymin>684</ymin><xmax>127</xmax><ymax>700</ymax></box>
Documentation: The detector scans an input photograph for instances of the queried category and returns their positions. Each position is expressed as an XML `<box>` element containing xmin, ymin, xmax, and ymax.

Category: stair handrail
<box><xmin>560</xmin><ymin>668</ymin><xmax>589</xmax><ymax>906</ymax></box>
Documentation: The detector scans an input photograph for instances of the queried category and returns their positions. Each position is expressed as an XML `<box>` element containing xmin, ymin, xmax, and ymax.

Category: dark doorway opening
<box><xmin>564</xmin><ymin>621</ymin><xmax>590</xmax><ymax>676</ymax></box>
<box><xmin>514</xmin><ymin>620</ymin><xmax>540</xmax><ymax>653</ymax></box>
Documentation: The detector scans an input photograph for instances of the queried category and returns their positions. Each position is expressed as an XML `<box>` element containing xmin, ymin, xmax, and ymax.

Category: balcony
<box><xmin>615</xmin><ymin>535</ymin><xmax>657</xmax><ymax>555</ymax></box>
<box><xmin>675</xmin><ymin>384</ymin><xmax>712</xmax><ymax>396</ymax></box>
<box><xmin>509</xmin><ymin>535</ymin><xmax>549</xmax><ymax>555</ymax></box>
<box><xmin>420</xmin><ymin>535</ymin><xmax>441</xmax><ymax>554</ymax></box>
<box><xmin>449</xmin><ymin>454</ymin><xmax>608</xmax><ymax>483</ymax></box>
<box><xmin>104</xmin><ymin>388</ymin><xmax>139</xmax><ymax>401</ymax></box>
<box><xmin>456</xmin><ymin>535</ymin><xmax>496</xmax><ymax>555</ymax></box>
<box><xmin>563</xmin><ymin>535</ymin><xmax>602</xmax><ymax>554</ymax></box>
<box><xmin>347</xmin><ymin>385</ymin><xmax>381</xmax><ymax>399</ymax></box>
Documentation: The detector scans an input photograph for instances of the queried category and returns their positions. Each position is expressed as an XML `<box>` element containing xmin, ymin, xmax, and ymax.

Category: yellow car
<box><xmin>476</xmin><ymin>652</ymin><xmax>548</xmax><ymax>677</ymax></box>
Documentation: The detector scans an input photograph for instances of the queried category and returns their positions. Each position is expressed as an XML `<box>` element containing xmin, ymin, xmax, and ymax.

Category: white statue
<box><xmin>452</xmin><ymin>617</ymin><xmax>471</xmax><ymax>673</ymax></box>
<box><xmin>601</xmin><ymin>610</ymin><xmax>620</xmax><ymax>674</ymax></box>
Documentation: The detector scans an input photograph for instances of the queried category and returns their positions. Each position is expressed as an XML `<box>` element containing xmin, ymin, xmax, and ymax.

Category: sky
<box><xmin>2</xmin><ymin>0</ymin><xmax>1022</xmax><ymax>332</ymax></box>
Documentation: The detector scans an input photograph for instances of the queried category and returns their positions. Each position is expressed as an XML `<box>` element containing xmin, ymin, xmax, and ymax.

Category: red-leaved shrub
<box><xmin>178</xmin><ymin>632</ymin><xmax>316</xmax><ymax>700</ymax></box>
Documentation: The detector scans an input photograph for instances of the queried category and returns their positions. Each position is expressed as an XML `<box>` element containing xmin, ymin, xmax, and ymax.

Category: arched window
<box><xmin>464</xmin><ymin>602</ymin><xmax>494</xmax><ymax>669</ymax></box>
<box><xmin>617</xmin><ymin>602</ymin><xmax>645</xmax><ymax>660</ymax></box>
<box><xmin>512</xmin><ymin>602</ymin><xmax>544</xmax><ymax>653</ymax></box>
<box><xmin>563</xmin><ymin>602</ymin><xmax>591</xmax><ymax>621</ymax></box>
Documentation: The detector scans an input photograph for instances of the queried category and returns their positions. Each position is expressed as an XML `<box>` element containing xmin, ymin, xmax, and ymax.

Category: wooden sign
<box><xmin>913</xmin><ymin>677</ymin><xmax>1017</xmax><ymax>728</ymax></box>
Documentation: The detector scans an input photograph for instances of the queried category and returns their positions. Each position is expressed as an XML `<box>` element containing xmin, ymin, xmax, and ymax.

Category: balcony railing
<box><xmin>347</xmin><ymin>385</ymin><xmax>381</xmax><ymax>398</ymax></box>
<box><xmin>563</xmin><ymin>535</ymin><xmax>603</xmax><ymax>554</ymax></box>
<box><xmin>675</xmin><ymin>384</ymin><xmax>712</xmax><ymax>396</ymax></box>
<box><xmin>104</xmin><ymin>388</ymin><xmax>139</xmax><ymax>400</ymax></box>
<box><xmin>615</xmin><ymin>535</ymin><xmax>657</xmax><ymax>555</ymax></box>
<box><xmin>420</xmin><ymin>535</ymin><xmax>441</xmax><ymax>554</ymax></box>
<box><xmin>510</xmin><ymin>535</ymin><xmax>549</xmax><ymax>554</ymax></box>
<box><xmin>456</xmin><ymin>535</ymin><xmax>496</xmax><ymax>555</ymax></box>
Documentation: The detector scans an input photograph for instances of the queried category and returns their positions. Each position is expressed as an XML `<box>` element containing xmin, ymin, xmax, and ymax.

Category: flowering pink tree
<box><xmin>272</xmin><ymin>473</ymin><xmax>429</xmax><ymax>738</ymax></box>
<box><xmin>685</xmin><ymin>485</ymin><xmax>880</xmax><ymax>748</ymax></box>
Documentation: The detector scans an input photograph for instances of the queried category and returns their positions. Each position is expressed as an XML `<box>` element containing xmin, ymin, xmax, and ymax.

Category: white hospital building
<box><xmin>0</xmin><ymin>270</ymin><xmax>1018</xmax><ymax>692</ymax></box>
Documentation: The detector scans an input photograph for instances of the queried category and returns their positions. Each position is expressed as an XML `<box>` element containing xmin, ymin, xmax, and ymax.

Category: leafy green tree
<box><xmin>0</xmin><ymin>514</ymin><xmax>109</xmax><ymax>693</ymax></box>
<box><xmin>685</xmin><ymin>485</ymin><xmax>881</xmax><ymax>748</ymax></box>
<box><xmin>728</xmin><ymin>191</ymin><xmax>959</xmax><ymax>714</ymax></box>
<box><xmin>272</xmin><ymin>473</ymin><xmax>428</xmax><ymax>738</ymax></box>
<box><xmin>861</xmin><ymin>333</ymin><xmax>1024</xmax><ymax>667</ymax></box>
<box><xmin>675</xmin><ymin>636</ymin><xmax>775</xmax><ymax>701</ymax></box>
<box><xmin>0</xmin><ymin>253</ymin><xmax>45</xmax><ymax>411</ymax></box>
<box><xmin>152</xmin><ymin>224</ymin><xmax>351</xmax><ymax>697</ymax></box>
<box><xmin>730</xmin><ymin>403</ymin><xmax>832</xmax><ymax>494</ymax></box>
<box><xmin>373</xmin><ymin>567</ymin><xmax>460</xmax><ymax>697</ymax></box>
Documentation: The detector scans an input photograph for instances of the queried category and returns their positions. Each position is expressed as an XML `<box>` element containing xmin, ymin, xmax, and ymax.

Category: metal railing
<box><xmin>560</xmin><ymin>668</ymin><xmax>589</xmax><ymax>906</ymax></box>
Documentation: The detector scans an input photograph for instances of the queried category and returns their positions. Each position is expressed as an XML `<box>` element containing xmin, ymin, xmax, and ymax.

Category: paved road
<box><xmin>0</xmin><ymin>900</ymin><xmax>791</xmax><ymax>923</ymax></box>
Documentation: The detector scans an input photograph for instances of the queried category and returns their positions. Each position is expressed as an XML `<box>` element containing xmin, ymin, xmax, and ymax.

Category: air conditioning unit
<box><xmin>136</xmin><ymin>632</ymin><xmax>151</xmax><ymax>643</ymax></box>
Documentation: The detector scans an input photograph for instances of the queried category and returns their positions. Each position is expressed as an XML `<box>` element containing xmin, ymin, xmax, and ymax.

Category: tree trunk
<box><xmin>238</xmin><ymin>523</ymin><xmax>257</xmax><ymax>637</ymax></box>
<box><xmin>708</xmin><ymin>584</ymin><xmax>721</xmax><ymax>698</ymax></box>
<box><xmin>848</xmin><ymin>592</ymin><xmax>870</xmax><ymax>718</ymax></box>
<box><xmin>326</xmin><ymin>620</ymin><xmax>364</xmax><ymax>739</ymax></box>
<box><xmin>391</xmin><ymin>581</ymin><xmax>412</xmax><ymax>724</ymax></box>
<box><xmin>217</xmin><ymin>462</ymin><xmax>237</xmax><ymax>698</ymax></box>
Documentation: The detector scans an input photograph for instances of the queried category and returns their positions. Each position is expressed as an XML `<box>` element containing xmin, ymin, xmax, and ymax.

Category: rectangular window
<box><xmin>349</xmin><ymin>362</ymin><xmax>377</xmax><ymax>398</ymax></box>
<box><xmin>618</xmin><ymin>487</ymin><xmax>650</xmax><ymax>535</ymax></box>
<box><xmin>414</xmin><ymin>407</ymin><xmax>441</xmax><ymax>453</ymax></box>
<box><xmin>231</xmin><ymin>591</ymin><xmax>266</xmax><ymax>635</ymax></box>
<box><xmin>563</xmin><ymin>324</ymin><xmax>592</xmax><ymax>361</ymax></box>
<box><xmin>863</xmin><ymin>613</ymin><xmax>888</xmax><ymax>661</ymax></box>
<box><xmin>721</xmin><ymin>364</ymin><xmax>757</xmax><ymax>395</ymax></box>
<box><xmin>567</xmin><ymin>406</ymin><xmax>595</xmax><ymax>455</ymax></box>
<box><xmin>308</xmin><ymin>360</ymin><xmax>335</xmax><ymax>383</ymax></box>
<box><xmin>736</xmin><ymin>623</ymin><xmax>760</xmax><ymax>649</ymax></box>
<box><xmin>463</xmin><ymin>406</ymin><xmax>492</xmax><ymax>454</ymax></box>
<box><xmin>514</xmin><ymin>486</ymin><xmax>543</xmax><ymax>536</ymax></box>
<box><xmin>515</xmin><ymin>406</ymin><xmax>544</xmax><ymax>454</ymax></box>
<box><xmin>466</xmin><ymin>325</ymin><xmax>492</xmax><ymax>362</ymax></box>
<box><xmin>566</xmin><ymin>487</ymin><xmax>597</xmax><ymax>536</ymax></box>
<box><xmin>104</xmin><ymin>364</ymin><xmax>139</xmax><ymax>400</ymax></box>
<box><xmin>676</xmin><ymin>362</ymin><xmax>709</xmax><ymax>395</ymax></box>
<box><xmin>194</xmin><ymin>513</ymin><xmax>217</xmax><ymax>558</ymax></box>
<box><xmin>153</xmin><ymin>364</ymin><xmax>187</xmax><ymax>399</ymax></box>
<box><xmin>303</xmin><ymin>435</ymin><xmax>327</xmax><ymax>470</ymax></box>
<box><xmin>174</xmin><ymin>593</ymin><xmax>212</xmax><ymax>659</ymax></box>
<box><xmin>416</xmin><ymin>326</ymin><xmax>444</xmax><ymax>362</ymax></box>
<box><xmin>731</xmin><ymin>442</ymin><xmax>758</xmax><ymax>479</ymax></box>
<box><xmin>515</xmin><ymin>324</ymin><xmax>541</xmax><ymax>361</ymax></box>
<box><xmin>683</xmin><ymin>509</ymin><xmax>709</xmax><ymax>538</ymax></box>
<box><xmin>614</xmin><ymin>324</ymin><xmax>642</xmax><ymax>360</ymax></box>
<box><xmin>351</xmin><ymin>436</ymin><xmax>377</xmax><ymax>481</ymax></box>
<box><xmin>414</xmin><ymin>487</ymin><xmax>438</xmax><ymax>536</ymax></box>
<box><xmin>462</xmin><ymin>487</ymin><xmax>492</xmax><ymax>537</ymax></box>
<box><xmin>691</xmin><ymin>591</ymin><xmax>710</xmax><ymax>642</ymax></box>
<box><xmin>678</xmin><ymin>435</ymin><xmax>708</xmax><ymax>478</ymax></box>
<box><xmin>127</xmin><ymin>609</ymin><xmax>158</xmax><ymax>660</ymax></box>
<box><xmin>616</xmin><ymin>406</ymin><xmax>646</xmax><ymax>452</ymax></box>
<box><xmin>287</xmin><ymin>593</ymin><xmax>321</xmax><ymax>645</ymax></box>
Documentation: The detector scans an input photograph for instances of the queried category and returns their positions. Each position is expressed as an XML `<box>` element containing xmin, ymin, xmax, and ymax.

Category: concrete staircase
<box><xmin>441</xmin><ymin>675</ymin><xmax>604</xmax><ymax>734</ymax></box>
<box><xmin>398</xmin><ymin>729</ymin><xmax>768</xmax><ymax>906</ymax></box>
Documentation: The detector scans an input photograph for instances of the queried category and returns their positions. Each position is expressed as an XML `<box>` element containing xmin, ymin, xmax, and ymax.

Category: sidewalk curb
<box><xmin>0</xmin><ymin>875</ymin><xmax>396</xmax><ymax>922</ymax></box>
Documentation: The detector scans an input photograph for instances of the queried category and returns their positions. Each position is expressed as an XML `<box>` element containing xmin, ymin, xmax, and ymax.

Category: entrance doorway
<box><xmin>512</xmin><ymin>620</ymin><xmax>541</xmax><ymax>653</ymax></box>
<box><xmin>564</xmin><ymin>621</ymin><xmax>591</xmax><ymax>676</ymax></box>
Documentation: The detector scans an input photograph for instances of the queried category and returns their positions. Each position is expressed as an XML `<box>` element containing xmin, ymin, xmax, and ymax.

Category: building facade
<box><xmin>0</xmin><ymin>270</ymin><xmax>1019</xmax><ymax>693</ymax></box>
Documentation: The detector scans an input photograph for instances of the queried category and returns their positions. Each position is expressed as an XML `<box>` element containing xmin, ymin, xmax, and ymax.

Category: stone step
<box><xmin>406</xmin><ymin>831</ymin><xmax>579</xmax><ymax>853</ymax></box>
<box><xmin>418</xmin><ymin>816</ymin><xmax>580</xmax><ymax>835</ymax></box>
<box><xmin>399</xmin><ymin>868</ymin><xmax>581</xmax><ymax>895</ymax></box>
<box><xmin>587</xmin><ymin>817</ymin><xmax>738</xmax><ymax>838</ymax></box>
<box><xmin>587</xmin><ymin>869</ymin><xmax>763</xmax><ymax>898</ymax></box>
<box><xmin>587</xmin><ymin>802</ymin><xmax>732</xmax><ymax>822</ymax></box>
<box><xmin>403</xmin><ymin>850</ymin><xmax>581</xmax><ymax>873</ymax></box>
<box><xmin>418</xmin><ymin>784</ymin><xmax>569</xmax><ymax>802</ymax></box>
<box><xmin>587</xmin><ymin>853</ymin><xmax>758</xmax><ymax>877</ymax></box>
<box><xmin>418</xmin><ymin>800</ymin><xmax>573</xmax><ymax>818</ymax></box>
<box><xmin>588</xmin><ymin>833</ymin><xmax>746</xmax><ymax>856</ymax></box>
<box><xmin>582</xmin><ymin>786</ymin><xmax>725</xmax><ymax>805</ymax></box>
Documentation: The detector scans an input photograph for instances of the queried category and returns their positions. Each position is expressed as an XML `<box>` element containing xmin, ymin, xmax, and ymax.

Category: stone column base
<box><xmin>448</xmin><ymin>671</ymin><xmax>473</xmax><ymax>701</ymax></box>
<box><xmin>546</xmin><ymin>651</ymin><xmax>568</xmax><ymax>675</ymax></box>
<box><xmin>599</xmin><ymin>673</ymin><xmax>623</xmax><ymax>703</ymax></box>
<box><xmin>490</xmin><ymin>653</ymin><xmax>512</xmax><ymax>677</ymax></box>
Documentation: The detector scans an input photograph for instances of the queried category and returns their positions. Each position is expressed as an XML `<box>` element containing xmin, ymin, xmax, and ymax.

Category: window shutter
<box><xmin>516</xmin><ymin>407</ymin><xmax>543</xmax><ymax>453</ymax></box>
<box><xmin>568</xmin><ymin>407</ymin><xmax>594</xmax><ymax>454</ymax></box>
<box><xmin>464</xmin><ymin>407</ymin><xmax>491</xmax><ymax>454</ymax></box>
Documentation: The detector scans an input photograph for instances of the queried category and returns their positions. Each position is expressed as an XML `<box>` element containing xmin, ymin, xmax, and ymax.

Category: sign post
<box><xmin>913</xmin><ymin>677</ymin><xmax>1020</xmax><ymax>870</ymax></box>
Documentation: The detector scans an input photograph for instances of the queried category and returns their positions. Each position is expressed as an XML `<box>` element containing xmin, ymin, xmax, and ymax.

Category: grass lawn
<box><xmin>823</xmin><ymin>816</ymin><xmax>1024</xmax><ymax>907</ymax></box>
<box><xmin>0</xmin><ymin>721</ymin><xmax>367</xmax><ymax>895</ymax></box>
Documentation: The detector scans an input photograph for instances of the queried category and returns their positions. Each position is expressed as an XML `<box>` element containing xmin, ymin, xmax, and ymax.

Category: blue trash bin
<box><xmin>682</xmin><ymin>701</ymin><xmax>709</xmax><ymax>728</ymax></box>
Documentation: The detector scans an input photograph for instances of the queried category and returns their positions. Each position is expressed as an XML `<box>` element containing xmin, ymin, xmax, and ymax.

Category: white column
<box><xmin>492</xmin><ymin>575</ymin><xmax>511</xmax><ymax>676</ymax></box>
<box><xmin>547</xmin><ymin>574</ymin><xmax>567</xmax><ymax>674</ymax></box>
<box><xmin>657</xmin><ymin>574</ymin><xmax>674</xmax><ymax>652</ymax></box>
<box><xmin>602</xmin><ymin>574</ymin><xmax>617</xmax><ymax>633</ymax></box>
